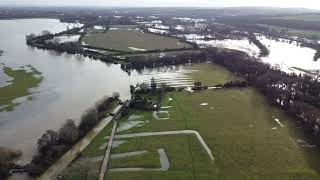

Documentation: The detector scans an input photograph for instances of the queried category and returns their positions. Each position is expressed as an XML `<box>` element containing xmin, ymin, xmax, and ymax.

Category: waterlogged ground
<box><xmin>257</xmin><ymin>35</ymin><xmax>320</xmax><ymax>73</ymax></box>
<box><xmin>0</xmin><ymin>65</ymin><xmax>42</xmax><ymax>112</ymax></box>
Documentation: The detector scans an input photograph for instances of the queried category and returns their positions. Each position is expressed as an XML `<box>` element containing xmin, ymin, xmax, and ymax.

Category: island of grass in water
<box><xmin>0</xmin><ymin>64</ymin><xmax>43</xmax><ymax>112</ymax></box>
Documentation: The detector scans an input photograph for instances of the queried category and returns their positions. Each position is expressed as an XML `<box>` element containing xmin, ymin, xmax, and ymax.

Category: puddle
<box><xmin>148</xmin><ymin>28</ymin><xmax>169</xmax><ymax>35</ymax></box>
<box><xmin>200</xmin><ymin>103</ymin><xmax>208</xmax><ymax>106</ymax></box>
<box><xmin>112</xmin><ymin>140</ymin><xmax>127</xmax><ymax>148</ymax></box>
<box><xmin>297</xmin><ymin>139</ymin><xmax>316</xmax><ymax>148</ymax></box>
<box><xmin>272</xmin><ymin>127</ymin><xmax>278</xmax><ymax>130</ymax></box>
<box><xmin>128</xmin><ymin>115</ymin><xmax>144</xmax><ymax>121</ymax></box>
<box><xmin>116</xmin><ymin>120</ymin><xmax>147</xmax><ymax>133</ymax></box>
<box><xmin>273</xmin><ymin>117</ymin><xmax>284</xmax><ymax>127</ymax></box>
<box><xmin>153</xmin><ymin>111</ymin><xmax>170</xmax><ymax>120</ymax></box>
<box><xmin>128</xmin><ymin>47</ymin><xmax>147</xmax><ymax>51</ymax></box>
<box><xmin>185</xmin><ymin>87</ymin><xmax>194</xmax><ymax>92</ymax></box>
<box><xmin>161</xmin><ymin>106</ymin><xmax>172</xmax><ymax>109</ymax></box>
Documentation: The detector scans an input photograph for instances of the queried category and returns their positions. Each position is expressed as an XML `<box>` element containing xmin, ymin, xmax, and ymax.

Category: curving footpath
<box><xmin>37</xmin><ymin>105</ymin><xmax>122</xmax><ymax>180</ymax></box>
<box><xmin>113</xmin><ymin>130</ymin><xmax>214</xmax><ymax>161</ymax></box>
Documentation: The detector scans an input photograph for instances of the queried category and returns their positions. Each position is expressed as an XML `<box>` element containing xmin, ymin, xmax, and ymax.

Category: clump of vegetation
<box><xmin>0</xmin><ymin>65</ymin><xmax>43</xmax><ymax>112</ymax></box>
<box><xmin>0</xmin><ymin>147</ymin><xmax>22</xmax><ymax>179</ymax></box>
<box><xmin>27</xmin><ymin>95</ymin><xmax>119</xmax><ymax>177</ymax></box>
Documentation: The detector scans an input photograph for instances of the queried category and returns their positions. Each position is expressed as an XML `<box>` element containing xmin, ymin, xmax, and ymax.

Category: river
<box><xmin>0</xmin><ymin>19</ymin><xmax>193</xmax><ymax>163</ymax></box>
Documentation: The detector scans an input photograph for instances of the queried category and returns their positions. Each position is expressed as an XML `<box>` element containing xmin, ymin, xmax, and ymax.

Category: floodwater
<box><xmin>195</xmin><ymin>38</ymin><xmax>260</xmax><ymax>57</ymax></box>
<box><xmin>192</xmin><ymin>34</ymin><xmax>320</xmax><ymax>75</ymax></box>
<box><xmin>257</xmin><ymin>35</ymin><xmax>320</xmax><ymax>74</ymax></box>
<box><xmin>0</xmin><ymin>19</ymin><xmax>191</xmax><ymax>162</ymax></box>
<box><xmin>46</xmin><ymin>35</ymin><xmax>81</xmax><ymax>43</ymax></box>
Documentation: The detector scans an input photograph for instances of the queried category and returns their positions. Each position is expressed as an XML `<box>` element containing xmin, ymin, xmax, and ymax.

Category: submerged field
<box><xmin>82</xmin><ymin>27</ymin><xmax>192</xmax><ymax>52</ymax></box>
<box><xmin>0</xmin><ymin>65</ymin><xmax>43</xmax><ymax>112</ymax></box>
<box><xmin>62</xmin><ymin>63</ymin><xmax>320</xmax><ymax>180</ymax></box>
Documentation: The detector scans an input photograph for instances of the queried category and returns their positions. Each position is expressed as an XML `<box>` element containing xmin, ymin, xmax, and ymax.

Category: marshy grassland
<box><xmin>0</xmin><ymin>65</ymin><xmax>43</xmax><ymax>112</ymax></box>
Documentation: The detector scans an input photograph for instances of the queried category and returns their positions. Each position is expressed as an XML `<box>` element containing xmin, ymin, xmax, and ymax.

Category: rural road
<box><xmin>37</xmin><ymin>105</ymin><xmax>123</xmax><ymax>180</ymax></box>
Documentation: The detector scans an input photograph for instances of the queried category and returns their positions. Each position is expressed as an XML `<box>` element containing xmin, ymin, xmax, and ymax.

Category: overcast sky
<box><xmin>1</xmin><ymin>0</ymin><xmax>320</xmax><ymax>10</ymax></box>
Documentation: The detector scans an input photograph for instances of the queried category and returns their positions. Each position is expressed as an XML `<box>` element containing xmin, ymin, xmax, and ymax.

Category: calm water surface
<box><xmin>0</xmin><ymin>19</ymin><xmax>191</xmax><ymax>162</ymax></box>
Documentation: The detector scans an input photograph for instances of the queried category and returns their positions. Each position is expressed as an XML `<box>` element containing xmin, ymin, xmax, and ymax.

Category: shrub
<box><xmin>78</xmin><ymin>108</ymin><xmax>99</xmax><ymax>137</ymax></box>
<box><xmin>59</xmin><ymin>119</ymin><xmax>78</xmax><ymax>145</ymax></box>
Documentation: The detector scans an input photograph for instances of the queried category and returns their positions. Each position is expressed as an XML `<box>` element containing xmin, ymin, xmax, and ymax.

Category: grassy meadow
<box><xmin>82</xmin><ymin>28</ymin><xmax>192</xmax><ymax>52</ymax></box>
<box><xmin>107</xmin><ymin>63</ymin><xmax>320</xmax><ymax>180</ymax></box>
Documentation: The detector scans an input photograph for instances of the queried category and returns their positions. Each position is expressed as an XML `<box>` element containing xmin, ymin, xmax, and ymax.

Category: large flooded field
<box><xmin>0</xmin><ymin>19</ymin><xmax>192</xmax><ymax>162</ymax></box>
<box><xmin>192</xmin><ymin>34</ymin><xmax>320</xmax><ymax>75</ymax></box>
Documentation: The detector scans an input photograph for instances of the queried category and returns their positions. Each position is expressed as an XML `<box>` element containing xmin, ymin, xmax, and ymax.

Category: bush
<box><xmin>59</xmin><ymin>119</ymin><xmax>78</xmax><ymax>145</ymax></box>
<box><xmin>78</xmin><ymin>108</ymin><xmax>99</xmax><ymax>137</ymax></box>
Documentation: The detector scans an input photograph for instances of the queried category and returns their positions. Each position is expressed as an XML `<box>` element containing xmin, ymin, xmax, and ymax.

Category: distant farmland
<box><xmin>82</xmin><ymin>28</ymin><xmax>192</xmax><ymax>52</ymax></box>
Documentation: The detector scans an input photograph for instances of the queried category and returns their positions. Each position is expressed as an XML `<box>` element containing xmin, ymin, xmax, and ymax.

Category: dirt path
<box><xmin>99</xmin><ymin>120</ymin><xmax>117</xmax><ymax>180</ymax></box>
<box><xmin>37</xmin><ymin>105</ymin><xmax>122</xmax><ymax>180</ymax></box>
<box><xmin>113</xmin><ymin>130</ymin><xmax>214</xmax><ymax>161</ymax></box>
<box><xmin>109</xmin><ymin>149</ymin><xmax>169</xmax><ymax>172</ymax></box>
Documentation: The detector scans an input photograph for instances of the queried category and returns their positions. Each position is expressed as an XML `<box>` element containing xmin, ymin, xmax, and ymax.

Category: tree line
<box><xmin>25</xmin><ymin>96</ymin><xmax>118</xmax><ymax>177</ymax></box>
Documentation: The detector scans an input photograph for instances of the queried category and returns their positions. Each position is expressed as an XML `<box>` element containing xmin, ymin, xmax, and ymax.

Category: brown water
<box><xmin>0</xmin><ymin>19</ymin><xmax>192</xmax><ymax>163</ymax></box>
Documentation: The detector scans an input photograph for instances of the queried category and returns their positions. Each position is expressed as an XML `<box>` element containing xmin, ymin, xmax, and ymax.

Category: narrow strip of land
<box><xmin>37</xmin><ymin>105</ymin><xmax>122</xmax><ymax>180</ymax></box>
<box><xmin>113</xmin><ymin>130</ymin><xmax>214</xmax><ymax>161</ymax></box>
<box><xmin>99</xmin><ymin>120</ymin><xmax>118</xmax><ymax>180</ymax></box>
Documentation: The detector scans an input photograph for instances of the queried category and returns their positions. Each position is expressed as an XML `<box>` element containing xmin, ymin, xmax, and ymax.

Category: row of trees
<box><xmin>248</xmin><ymin>33</ymin><xmax>270</xmax><ymax>57</ymax></box>
<box><xmin>27</xmin><ymin>96</ymin><xmax>118</xmax><ymax>177</ymax></box>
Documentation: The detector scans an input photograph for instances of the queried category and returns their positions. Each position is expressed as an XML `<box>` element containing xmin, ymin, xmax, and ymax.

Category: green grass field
<box><xmin>82</xmin><ymin>28</ymin><xmax>192</xmax><ymax>52</ymax></box>
<box><xmin>62</xmin><ymin>62</ymin><xmax>320</xmax><ymax>180</ymax></box>
<box><xmin>107</xmin><ymin>63</ymin><xmax>320</xmax><ymax>180</ymax></box>
<box><xmin>0</xmin><ymin>65</ymin><xmax>43</xmax><ymax>112</ymax></box>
